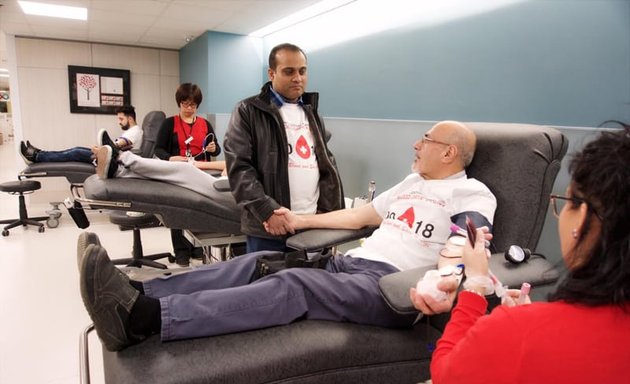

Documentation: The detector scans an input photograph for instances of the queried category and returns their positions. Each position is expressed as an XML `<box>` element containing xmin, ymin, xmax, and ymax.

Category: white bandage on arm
<box><xmin>462</xmin><ymin>275</ymin><xmax>494</xmax><ymax>296</ymax></box>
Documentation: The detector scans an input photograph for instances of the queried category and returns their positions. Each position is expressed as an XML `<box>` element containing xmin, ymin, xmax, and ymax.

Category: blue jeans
<box><xmin>36</xmin><ymin>146</ymin><xmax>93</xmax><ymax>163</ymax></box>
<box><xmin>142</xmin><ymin>252</ymin><xmax>414</xmax><ymax>341</ymax></box>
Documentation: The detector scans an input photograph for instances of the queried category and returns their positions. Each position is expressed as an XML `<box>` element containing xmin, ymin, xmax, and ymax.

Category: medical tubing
<box><xmin>186</xmin><ymin>133</ymin><xmax>216</xmax><ymax>159</ymax></box>
<box><xmin>202</xmin><ymin>133</ymin><xmax>215</xmax><ymax>155</ymax></box>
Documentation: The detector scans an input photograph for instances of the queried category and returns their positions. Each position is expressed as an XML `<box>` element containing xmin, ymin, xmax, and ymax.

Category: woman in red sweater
<box><xmin>429</xmin><ymin>127</ymin><xmax>630</xmax><ymax>383</ymax></box>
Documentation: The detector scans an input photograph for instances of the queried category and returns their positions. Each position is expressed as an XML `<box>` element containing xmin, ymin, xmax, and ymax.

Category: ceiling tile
<box><xmin>0</xmin><ymin>0</ymin><xmax>332</xmax><ymax>50</ymax></box>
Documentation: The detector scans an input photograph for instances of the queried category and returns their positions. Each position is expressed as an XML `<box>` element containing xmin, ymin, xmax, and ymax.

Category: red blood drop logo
<box><xmin>296</xmin><ymin>135</ymin><xmax>311</xmax><ymax>159</ymax></box>
<box><xmin>397</xmin><ymin>207</ymin><xmax>415</xmax><ymax>228</ymax></box>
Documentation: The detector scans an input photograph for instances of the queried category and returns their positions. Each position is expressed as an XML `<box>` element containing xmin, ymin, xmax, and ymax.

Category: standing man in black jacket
<box><xmin>224</xmin><ymin>43</ymin><xmax>344</xmax><ymax>252</ymax></box>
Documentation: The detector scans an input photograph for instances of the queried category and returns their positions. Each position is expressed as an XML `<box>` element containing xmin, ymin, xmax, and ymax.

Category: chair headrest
<box><xmin>465</xmin><ymin>122</ymin><xmax>568</xmax><ymax>252</ymax></box>
<box><xmin>140</xmin><ymin>111</ymin><xmax>166</xmax><ymax>158</ymax></box>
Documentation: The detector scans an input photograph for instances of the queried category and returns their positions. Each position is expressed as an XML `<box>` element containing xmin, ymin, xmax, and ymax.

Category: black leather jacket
<box><xmin>224</xmin><ymin>82</ymin><xmax>344</xmax><ymax>239</ymax></box>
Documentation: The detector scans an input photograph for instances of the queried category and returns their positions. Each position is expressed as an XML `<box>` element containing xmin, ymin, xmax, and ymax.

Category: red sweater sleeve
<box><xmin>431</xmin><ymin>291</ymin><xmax>526</xmax><ymax>384</ymax></box>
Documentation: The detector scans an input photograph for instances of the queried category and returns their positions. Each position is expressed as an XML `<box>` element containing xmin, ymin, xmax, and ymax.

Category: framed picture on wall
<box><xmin>68</xmin><ymin>65</ymin><xmax>131</xmax><ymax>114</ymax></box>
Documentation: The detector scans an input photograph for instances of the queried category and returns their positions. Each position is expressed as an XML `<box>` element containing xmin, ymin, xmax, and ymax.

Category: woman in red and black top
<box><xmin>155</xmin><ymin>83</ymin><xmax>221</xmax><ymax>266</ymax></box>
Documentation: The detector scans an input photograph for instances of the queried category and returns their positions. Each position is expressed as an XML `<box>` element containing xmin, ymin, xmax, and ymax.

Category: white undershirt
<box><xmin>280</xmin><ymin>103</ymin><xmax>319</xmax><ymax>214</ymax></box>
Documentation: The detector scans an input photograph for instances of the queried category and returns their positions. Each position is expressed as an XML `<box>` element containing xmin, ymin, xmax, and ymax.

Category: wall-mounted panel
<box><xmin>15</xmin><ymin>38</ymin><xmax>91</xmax><ymax>69</ymax></box>
<box><xmin>92</xmin><ymin>44</ymin><xmax>161</xmax><ymax>75</ymax></box>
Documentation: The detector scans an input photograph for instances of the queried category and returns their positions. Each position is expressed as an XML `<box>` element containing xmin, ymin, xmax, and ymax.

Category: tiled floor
<box><xmin>0</xmin><ymin>139</ymin><xmax>177</xmax><ymax>384</ymax></box>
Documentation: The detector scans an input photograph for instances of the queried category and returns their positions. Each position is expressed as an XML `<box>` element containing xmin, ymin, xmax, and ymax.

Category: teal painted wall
<box><xmin>180</xmin><ymin>31</ymin><xmax>262</xmax><ymax>116</ymax></box>
<box><xmin>305</xmin><ymin>0</ymin><xmax>629</xmax><ymax>127</ymax></box>
<box><xmin>183</xmin><ymin>0</ymin><xmax>629</xmax><ymax>127</ymax></box>
<box><xmin>179</xmin><ymin>33</ymin><xmax>210</xmax><ymax>113</ymax></box>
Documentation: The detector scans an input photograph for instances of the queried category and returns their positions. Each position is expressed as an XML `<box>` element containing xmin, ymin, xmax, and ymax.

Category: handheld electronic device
<box><xmin>465</xmin><ymin>216</ymin><xmax>477</xmax><ymax>245</ymax></box>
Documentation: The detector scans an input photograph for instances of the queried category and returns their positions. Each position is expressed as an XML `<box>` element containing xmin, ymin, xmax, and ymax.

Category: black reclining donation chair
<box><xmin>78</xmin><ymin>122</ymin><xmax>567</xmax><ymax>384</ymax></box>
<box><xmin>18</xmin><ymin>111</ymin><xmax>167</xmax><ymax>228</ymax></box>
<box><xmin>104</xmin><ymin>111</ymin><xmax>174</xmax><ymax>269</ymax></box>
<box><xmin>18</xmin><ymin>157</ymin><xmax>95</xmax><ymax>229</ymax></box>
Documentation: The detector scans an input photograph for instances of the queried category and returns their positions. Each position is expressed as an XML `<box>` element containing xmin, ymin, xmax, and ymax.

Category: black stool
<box><xmin>0</xmin><ymin>180</ymin><xmax>48</xmax><ymax>236</ymax></box>
<box><xmin>109</xmin><ymin>211</ymin><xmax>171</xmax><ymax>269</ymax></box>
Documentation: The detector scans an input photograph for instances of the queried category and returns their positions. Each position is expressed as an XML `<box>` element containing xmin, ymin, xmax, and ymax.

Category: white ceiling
<box><xmin>0</xmin><ymin>0</ymin><xmax>321</xmax><ymax>49</ymax></box>
<box><xmin>0</xmin><ymin>0</ymin><xmax>321</xmax><ymax>88</ymax></box>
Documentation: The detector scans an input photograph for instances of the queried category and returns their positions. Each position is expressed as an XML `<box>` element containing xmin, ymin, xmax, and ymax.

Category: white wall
<box><xmin>7</xmin><ymin>36</ymin><xmax>180</xmax><ymax>202</ymax></box>
<box><xmin>14</xmin><ymin>37</ymin><xmax>179</xmax><ymax>147</ymax></box>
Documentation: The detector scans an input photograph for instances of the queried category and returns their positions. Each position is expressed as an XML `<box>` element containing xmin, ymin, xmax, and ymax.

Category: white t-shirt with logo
<box><xmin>280</xmin><ymin>103</ymin><xmax>319</xmax><ymax>214</ymax></box>
<box><xmin>346</xmin><ymin>172</ymin><xmax>496</xmax><ymax>271</ymax></box>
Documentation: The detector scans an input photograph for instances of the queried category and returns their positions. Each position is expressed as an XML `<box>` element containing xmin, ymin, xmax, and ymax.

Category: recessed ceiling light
<box><xmin>18</xmin><ymin>1</ymin><xmax>87</xmax><ymax>21</ymax></box>
<box><xmin>249</xmin><ymin>0</ymin><xmax>355</xmax><ymax>37</ymax></box>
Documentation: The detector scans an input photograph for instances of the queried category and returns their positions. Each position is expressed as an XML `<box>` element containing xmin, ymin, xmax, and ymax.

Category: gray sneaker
<box><xmin>76</xmin><ymin>232</ymin><xmax>101</xmax><ymax>272</ymax></box>
<box><xmin>79</xmin><ymin>244</ymin><xmax>145</xmax><ymax>351</ymax></box>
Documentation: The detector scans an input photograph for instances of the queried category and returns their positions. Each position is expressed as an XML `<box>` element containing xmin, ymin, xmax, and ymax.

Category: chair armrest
<box><xmin>213</xmin><ymin>179</ymin><xmax>230</xmax><ymax>192</ymax></box>
<box><xmin>488</xmin><ymin>254</ymin><xmax>560</xmax><ymax>288</ymax></box>
<box><xmin>286</xmin><ymin>227</ymin><xmax>378</xmax><ymax>252</ymax></box>
<box><xmin>378</xmin><ymin>253</ymin><xmax>560</xmax><ymax>315</ymax></box>
<box><xmin>379</xmin><ymin>265</ymin><xmax>434</xmax><ymax>315</ymax></box>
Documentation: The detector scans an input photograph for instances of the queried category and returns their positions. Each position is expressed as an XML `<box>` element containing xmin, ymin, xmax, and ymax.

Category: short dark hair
<box><xmin>550</xmin><ymin>127</ymin><xmax>630</xmax><ymax>308</ymax></box>
<box><xmin>268</xmin><ymin>43</ymin><xmax>307</xmax><ymax>70</ymax></box>
<box><xmin>175</xmin><ymin>83</ymin><xmax>203</xmax><ymax>106</ymax></box>
<box><xmin>115</xmin><ymin>105</ymin><xmax>136</xmax><ymax>120</ymax></box>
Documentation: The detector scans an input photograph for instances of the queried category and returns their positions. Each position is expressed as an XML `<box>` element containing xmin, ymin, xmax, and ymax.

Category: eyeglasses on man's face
<box><xmin>421</xmin><ymin>134</ymin><xmax>452</xmax><ymax>147</ymax></box>
<box><xmin>180</xmin><ymin>101</ymin><xmax>197</xmax><ymax>109</ymax></box>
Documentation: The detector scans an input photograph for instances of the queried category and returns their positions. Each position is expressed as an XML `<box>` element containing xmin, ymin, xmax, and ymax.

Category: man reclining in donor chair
<box><xmin>20</xmin><ymin>105</ymin><xmax>142</xmax><ymax>164</ymax></box>
<box><xmin>79</xmin><ymin>120</ymin><xmax>496</xmax><ymax>351</ymax></box>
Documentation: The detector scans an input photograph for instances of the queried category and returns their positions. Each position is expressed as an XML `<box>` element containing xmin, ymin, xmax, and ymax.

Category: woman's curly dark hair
<box><xmin>550</xmin><ymin>127</ymin><xmax>630</xmax><ymax>307</ymax></box>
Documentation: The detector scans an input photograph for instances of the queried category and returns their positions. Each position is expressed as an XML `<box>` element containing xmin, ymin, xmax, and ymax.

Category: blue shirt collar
<box><xmin>270</xmin><ymin>86</ymin><xmax>303</xmax><ymax>107</ymax></box>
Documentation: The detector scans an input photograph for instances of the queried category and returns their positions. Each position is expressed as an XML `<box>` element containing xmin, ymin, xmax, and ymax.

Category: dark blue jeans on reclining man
<box><xmin>36</xmin><ymin>146</ymin><xmax>93</xmax><ymax>163</ymax></box>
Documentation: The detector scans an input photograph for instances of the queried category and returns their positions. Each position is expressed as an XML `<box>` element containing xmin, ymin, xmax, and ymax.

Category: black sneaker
<box><xmin>95</xmin><ymin>145</ymin><xmax>120</xmax><ymax>179</ymax></box>
<box><xmin>19</xmin><ymin>141</ymin><xmax>38</xmax><ymax>164</ymax></box>
<box><xmin>98</xmin><ymin>128</ymin><xmax>117</xmax><ymax>149</ymax></box>
<box><xmin>174</xmin><ymin>251</ymin><xmax>190</xmax><ymax>267</ymax></box>
<box><xmin>26</xmin><ymin>140</ymin><xmax>42</xmax><ymax>153</ymax></box>
<box><xmin>191</xmin><ymin>247</ymin><xmax>204</xmax><ymax>260</ymax></box>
